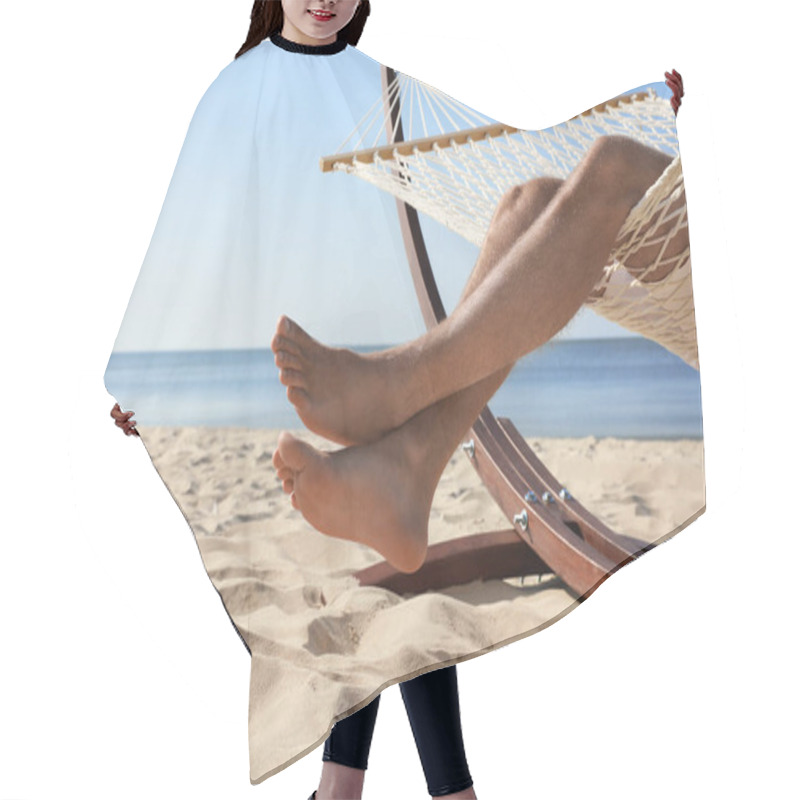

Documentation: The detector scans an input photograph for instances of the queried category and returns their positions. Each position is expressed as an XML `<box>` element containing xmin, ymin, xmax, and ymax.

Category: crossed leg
<box><xmin>273</xmin><ymin>136</ymin><xmax>675</xmax><ymax>446</ymax></box>
<box><xmin>272</xmin><ymin>136</ymin><xmax>679</xmax><ymax>572</ymax></box>
<box><xmin>273</xmin><ymin>175</ymin><xmax>562</xmax><ymax>571</ymax></box>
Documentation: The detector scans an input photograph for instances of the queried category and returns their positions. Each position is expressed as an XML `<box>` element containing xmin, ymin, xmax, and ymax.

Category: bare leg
<box><xmin>274</xmin><ymin>180</ymin><xmax>563</xmax><ymax>571</ymax></box>
<box><xmin>437</xmin><ymin>789</ymin><xmax>477</xmax><ymax>800</ymax></box>
<box><xmin>316</xmin><ymin>762</ymin><xmax>365</xmax><ymax>800</ymax></box>
<box><xmin>273</xmin><ymin>136</ymin><xmax>675</xmax><ymax>445</ymax></box>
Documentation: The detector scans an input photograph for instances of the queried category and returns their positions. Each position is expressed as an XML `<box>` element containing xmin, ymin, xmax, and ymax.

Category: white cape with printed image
<box><xmin>104</xmin><ymin>36</ymin><xmax>705</xmax><ymax>783</ymax></box>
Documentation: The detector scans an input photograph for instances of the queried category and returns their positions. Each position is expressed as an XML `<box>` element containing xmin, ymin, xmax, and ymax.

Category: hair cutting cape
<box><xmin>105</xmin><ymin>35</ymin><xmax>705</xmax><ymax>784</ymax></box>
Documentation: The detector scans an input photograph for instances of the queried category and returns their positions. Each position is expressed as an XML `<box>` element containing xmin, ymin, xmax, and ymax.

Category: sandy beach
<box><xmin>137</xmin><ymin>426</ymin><xmax>704</xmax><ymax>784</ymax></box>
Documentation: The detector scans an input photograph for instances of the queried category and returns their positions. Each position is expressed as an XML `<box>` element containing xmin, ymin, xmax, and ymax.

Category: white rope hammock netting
<box><xmin>323</xmin><ymin>74</ymin><xmax>698</xmax><ymax>369</ymax></box>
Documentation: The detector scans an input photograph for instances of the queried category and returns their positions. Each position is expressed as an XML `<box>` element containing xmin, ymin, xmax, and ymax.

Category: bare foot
<box><xmin>271</xmin><ymin>316</ymin><xmax>416</xmax><ymax>447</ymax></box>
<box><xmin>272</xmin><ymin>427</ymin><xmax>436</xmax><ymax>573</ymax></box>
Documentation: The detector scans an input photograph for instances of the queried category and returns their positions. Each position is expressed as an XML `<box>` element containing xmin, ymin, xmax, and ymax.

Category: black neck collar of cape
<box><xmin>269</xmin><ymin>32</ymin><xmax>348</xmax><ymax>55</ymax></box>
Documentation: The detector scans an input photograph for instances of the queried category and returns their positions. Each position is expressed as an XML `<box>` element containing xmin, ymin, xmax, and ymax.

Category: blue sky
<box><xmin>111</xmin><ymin>42</ymin><xmax>676</xmax><ymax>353</ymax></box>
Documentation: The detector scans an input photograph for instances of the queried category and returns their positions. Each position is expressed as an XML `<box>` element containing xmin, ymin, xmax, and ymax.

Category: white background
<box><xmin>1</xmin><ymin>1</ymin><xmax>797</xmax><ymax>798</ymax></box>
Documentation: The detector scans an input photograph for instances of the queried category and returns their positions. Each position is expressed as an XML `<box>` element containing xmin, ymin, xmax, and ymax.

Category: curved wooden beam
<box><xmin>469</xmin><ymin>413</ymin><xmax>615</xmax><ymax>598</ymax></box>
<box><xmin>380</xmin><ymin>65</ymin><xmax>446</xmax><ymax>329</ymax></box>
<box><xmin>496</xmin><ymin>417</ymin><xmax>652</xmax><ymax>564</ymax></box>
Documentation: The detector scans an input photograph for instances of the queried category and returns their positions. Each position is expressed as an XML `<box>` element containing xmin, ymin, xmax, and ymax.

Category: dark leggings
<box><xmin>323</xmin><ymin>665</ymin><xmax>473</xmax><ymax>797</ymax></box>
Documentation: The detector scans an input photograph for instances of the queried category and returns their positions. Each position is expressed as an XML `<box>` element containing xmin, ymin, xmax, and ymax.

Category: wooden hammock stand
<box><xmin>350</xmin><ymin>67</ymin><xmax>652</xmax><ymax>600</ymax></box>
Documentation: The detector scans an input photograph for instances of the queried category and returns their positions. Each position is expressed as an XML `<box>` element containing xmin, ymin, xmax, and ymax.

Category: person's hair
<box><xmin>236</xmin><ymin>1</ymin><xmax>371</xmax><ymax>59</ymax></box>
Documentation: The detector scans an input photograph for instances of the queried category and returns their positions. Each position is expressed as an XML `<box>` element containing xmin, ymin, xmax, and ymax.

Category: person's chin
<box><xmin>301</xmin><ymin>26</ymin><xmax>339</xmax><ymax>43</ymax></box>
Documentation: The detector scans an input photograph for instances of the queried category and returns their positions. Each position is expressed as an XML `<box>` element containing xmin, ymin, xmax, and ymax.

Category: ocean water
<box><xmin>104</xmin><ymin>337</ymin><xmax>703</xmax><ymax>439</ymax></box>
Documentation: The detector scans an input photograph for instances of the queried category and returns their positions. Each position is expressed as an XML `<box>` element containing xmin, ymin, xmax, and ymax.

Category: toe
<box><xmin>279</xmin><ymin>315</ymin><xmax>315</xmax><ymax>347</ymax></box>
<box><xmin>292</xmin><ymin>322</ymin><xmax>314</xmax><ymax>346</ymax></box>
<box><xmin>279</xmin><ymin>368</ymin><xmax>307</xmax><ymax>388</ymax></box>
<box><xmin>282</xmin><ymin>478</ymin><xmax>294</xmax><ymax>495</ymax></box>
<box><xmin>271</xmin><ymin>334</ymin><xmax>302</xmax><ymax>357</ymax></box>
<box><xmin>277</xmin><ymin>431</ymin><xmax>312</xmax><ymax>471</ymax></box>
<box><xmin>274</xmin><ymin>349</ymin><xmax>302</xmax><ymax>370</ymax></box>
<box><xmin>276</xmin><ymin>315</ymin><xmax>293</xmax><ymax>336</ymax></box>
<box><xmin>286</xmin><ymin>385</ymin><xmax>310</xmax><ymax>410</ymax></box>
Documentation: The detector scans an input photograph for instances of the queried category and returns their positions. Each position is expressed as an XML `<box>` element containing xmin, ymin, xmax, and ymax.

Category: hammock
<box><xmin>321</xmin><ymin>74</ymin><xmax>697</xmax><ymax>369</ymax></box>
